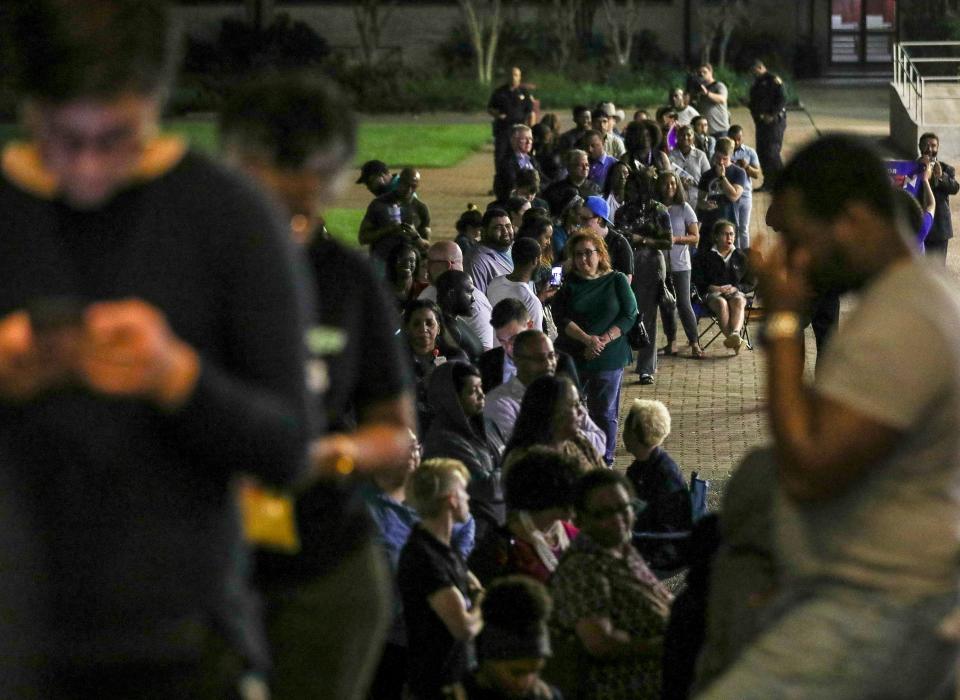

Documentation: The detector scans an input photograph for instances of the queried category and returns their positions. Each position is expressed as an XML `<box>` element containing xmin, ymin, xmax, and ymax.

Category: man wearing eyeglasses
<box><xmin>483</xmin><ymin>330</ymin><xmax>604</xmax><ymax>454</ymax></box>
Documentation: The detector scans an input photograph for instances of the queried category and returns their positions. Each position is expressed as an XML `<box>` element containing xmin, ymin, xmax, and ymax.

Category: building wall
<box><xmin>171</xmin><ymin>1</ymin><xmax>818</xmax><ymax>72</ymax></box>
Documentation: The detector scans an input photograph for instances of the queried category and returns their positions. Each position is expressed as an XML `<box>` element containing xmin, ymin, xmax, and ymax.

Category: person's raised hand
<box><xmin>79</xmin><ymin>299</ymin><xmax>199</xmax><ymax>410</ymax></box>
<box><xmin>754</xmin><ymin>242</ymin><xmax>812</xmax><ymax>314</ymax></box>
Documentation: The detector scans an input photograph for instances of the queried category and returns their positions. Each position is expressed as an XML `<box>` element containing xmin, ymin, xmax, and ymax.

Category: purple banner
<box><xmin>886</xmin><ymin>159</ymin><xmax>922</xmax><ymax>196</ymax></box>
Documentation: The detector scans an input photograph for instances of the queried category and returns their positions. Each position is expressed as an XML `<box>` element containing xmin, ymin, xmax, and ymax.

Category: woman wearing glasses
<box><xmin>552</xmin><ymin>230</ymin><xmax>638</xmax><ymax>466</ymax></box>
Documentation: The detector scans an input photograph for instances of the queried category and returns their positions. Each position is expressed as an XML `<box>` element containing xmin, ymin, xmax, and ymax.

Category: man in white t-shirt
<box><xmin>486</xmin><ymin>237</ymin><xmax>545</xmax><ymax>334</ymax></box>
<box><xmin>697</xmin><ymin>134</ymin><xmax>960</xmax><ymax>699</ymax></box>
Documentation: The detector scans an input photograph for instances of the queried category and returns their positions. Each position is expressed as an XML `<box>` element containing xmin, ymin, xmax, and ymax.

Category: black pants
<box><xmin>926</xmin><ymin>238</ymin><xmax>950</xmax><ymax>263</ymax></box>
<box><xmin>756</xmin><ymin>115</ymin><xmax>786</xmax><ymax>185</ymax></box>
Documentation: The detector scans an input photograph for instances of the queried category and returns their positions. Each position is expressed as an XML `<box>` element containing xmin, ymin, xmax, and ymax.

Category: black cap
<box><xmin>356</xmin><ymin>159</ymin><xmax>389</xmax><ymax>184</ymax></box>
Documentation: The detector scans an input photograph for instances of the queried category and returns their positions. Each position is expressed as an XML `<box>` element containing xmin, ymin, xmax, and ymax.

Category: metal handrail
<box><xmin>894</xmin><ymin>42</ymin><xmax>960</xmax><ymax>124</ymax></box>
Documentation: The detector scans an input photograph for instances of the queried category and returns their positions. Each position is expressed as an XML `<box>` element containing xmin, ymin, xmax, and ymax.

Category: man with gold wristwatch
<box><xmin>697</xmin><ymin>134</ymin><xmax>960</xmax><ymax>698</ymax></box>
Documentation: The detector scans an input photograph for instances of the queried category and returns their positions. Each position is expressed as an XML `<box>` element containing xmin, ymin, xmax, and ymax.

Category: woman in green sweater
<box><xmin>552</xmin><ymin>230</ymin><xmax>638</xmax><ymax>465</ymax></box>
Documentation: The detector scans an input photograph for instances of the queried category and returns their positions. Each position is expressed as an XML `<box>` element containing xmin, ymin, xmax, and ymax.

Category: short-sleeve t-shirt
<box><xmin>697</xmin><ymin>164</ymin><xmax>748</xmax><ymax>237</ymax></box>
<box><xmin>363</xmin><ymin>192</ymin><xmax>431</xmax><ymax>260</ymax></box>
<box><xmin>486</xmin><ymin>276</ymin><xmax>544</xmax><ymax>334</ymax></box>
<box><xmin>398</xmin><ymin>524</ymin><xmax>473</xmax><ymax>696</ymax></box>
<box><xmin>668</xmin><ymin>202</ymin><xmax>698</xmax><ymax>271</ymax></box>
<box><xmin>697</xmin><ymin>81</ymin><xmax>730</xmax><ymax>134</ymax></box>
<box><xmin>776</xmin><ymin>259</ymin><xmax>960</xmax><ymax>598</ymax></box>
<box><xmin>732</xmin><ymin>144</ymin><xmax>760</xmax><ymax>195</ymax></box>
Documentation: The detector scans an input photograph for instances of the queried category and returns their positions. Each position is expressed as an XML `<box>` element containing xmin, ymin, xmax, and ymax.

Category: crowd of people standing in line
<box><xmin>4</xmin><ymin>3</ymin><xmax>960</xmax><ymax>698</ymax></box>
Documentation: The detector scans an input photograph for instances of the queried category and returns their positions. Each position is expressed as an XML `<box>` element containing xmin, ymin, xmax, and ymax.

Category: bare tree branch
<box><xmin>457</xmin><ymin>0</ymin><xmax>503</xmax><ymax>84</ymax></box>
<box><xmin>600</xmin><ymin>0</ymin><xmax>643</xmax><ymax>66</ymax></box>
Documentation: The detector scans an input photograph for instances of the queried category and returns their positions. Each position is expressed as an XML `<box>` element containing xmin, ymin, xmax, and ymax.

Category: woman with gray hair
<box><xmin>623</xmin><ymin>399</ymin><xmax>691</xmax><ymax>534</ymax></box>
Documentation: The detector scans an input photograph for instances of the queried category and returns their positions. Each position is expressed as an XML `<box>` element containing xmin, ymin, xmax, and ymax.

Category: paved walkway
<box><xmin>341</xmin><ymin>83</ymin><xmax>960</xmax><ymax>509</ymax></box>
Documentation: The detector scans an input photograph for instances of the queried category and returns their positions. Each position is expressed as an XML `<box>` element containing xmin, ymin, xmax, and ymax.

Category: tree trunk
<box><xmin>484</xmin><ymin>0</ymin><xmax>501</xmax><ymax>84</ymax></box>
<box><xmin>245</xmin><ymin>0</ymin><xmax>275</xmax><ymax>31</ymax></box>
<box><xmin>458</xmin><ymin>0</ymin><xmax>502</xmax><ymax>85</ymax></box>
<box><xmin>718</xmin><ymin>20</ymin><xmax>734</xmax><ymax>68</ymax></box>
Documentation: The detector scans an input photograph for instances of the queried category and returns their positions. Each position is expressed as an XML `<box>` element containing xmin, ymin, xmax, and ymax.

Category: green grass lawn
<box><xmin>0</xmin><ymin>120</ymin><xmax>489</xmax><ymax>168</ymax></box>
<box><xmin>323</xmin><ymin>207</ymin><xmax>365</xmax><ymax>248</ymax></box>
<box><xmin>0</xmin><ymin>119</ymin><xmax>485</xmax><ymax>249</ymax></box>
<box><xmin>356</xmin><ymin>123</ymin><xmax>489</xmax><ymax>168</ymax></box>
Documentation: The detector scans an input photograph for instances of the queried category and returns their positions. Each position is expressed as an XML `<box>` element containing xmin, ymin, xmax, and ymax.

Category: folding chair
<box><xmin>691</xmin><ymin>287</ymin><xmax>756</xmax><ymax>351</ymax></box>
<box><xmin>632</xmin><ymin>471</ymin><xmax>710</xmax><ymax>577</ymax></box>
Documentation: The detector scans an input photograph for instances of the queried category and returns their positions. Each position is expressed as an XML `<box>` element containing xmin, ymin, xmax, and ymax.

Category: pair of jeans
<box><xmin>580</xmin><ymin>367</ymin><xmax>624</xmax><ymax>465</ymax></box>
<box><xmin>734</xmin><ymin>195</ymin><xmax>752</xmax><ymax>250</ymax></box>
<box><xmin>661</xmin><ymin>269</ymin><xmax>699</xmax><ymax>346</ymax></box>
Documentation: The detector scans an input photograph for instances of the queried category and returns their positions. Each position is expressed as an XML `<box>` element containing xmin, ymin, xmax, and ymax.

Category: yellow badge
<box><xmin>239</xmin><ymin>482</ymin><xmax>301</xmax><ymax>554</ymax></box>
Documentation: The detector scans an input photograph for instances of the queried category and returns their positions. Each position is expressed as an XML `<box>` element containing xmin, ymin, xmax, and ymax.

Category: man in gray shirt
<box><xmin>694</xmin><ymin>63</ymin><xmax>730</xmax><ymax>139</ymax></box>
<box><xmin>465</xmin><ymin>208</ymin><xmax>514</xmax><ymax>295</ymax></box>
<box><xmin>698</xmin><ymin>134</ymin><xmax>960</xmax><ymax>699</ymax></box>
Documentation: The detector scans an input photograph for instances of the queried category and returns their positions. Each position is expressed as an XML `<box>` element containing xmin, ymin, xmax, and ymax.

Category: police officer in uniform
<box><xmin>749</xmin><ymin>60</ymin><xmax>787</xmax><ymax>191</ymax></box>
<box><xmin>488</xmin><ymin>66</ymin><xmax>534</xmax><ymax>166</ymax></box>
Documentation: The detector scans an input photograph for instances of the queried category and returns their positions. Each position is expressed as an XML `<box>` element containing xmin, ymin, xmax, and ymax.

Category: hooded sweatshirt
<box><xmin>423</xmin><ymin>362</ymin><xmax>506</xmax><ymax>531</ymax></box>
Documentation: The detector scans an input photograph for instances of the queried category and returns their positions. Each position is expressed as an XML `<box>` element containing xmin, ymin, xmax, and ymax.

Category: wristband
<box><xmin>761</xmin><ymin>312</ymin><xmax>802</xmax><ymax>345</ymax></box>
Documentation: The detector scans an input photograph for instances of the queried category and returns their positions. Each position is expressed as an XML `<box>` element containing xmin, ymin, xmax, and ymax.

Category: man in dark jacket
<box><xmin>488</xmin><ymin>66</ymin><xmax>535</xmax><ymax>165</ymax></box>
<box><xmin>919</xmin><ymin>132</ymin><xmax>959</xmax><ymax>262</ymax></box>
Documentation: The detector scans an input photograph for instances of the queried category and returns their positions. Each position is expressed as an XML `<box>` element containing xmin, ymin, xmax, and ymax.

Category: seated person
<box><xmin>503</xmin><ymin>375</ymin><xmax>606</xmax><ymax>475</ymax></box>
<box><xmin>423</xmin><ymin>362</ymin><xmax>506</xmax><ymax>541</ymax></box>
<box><xmin>398</xmin><ymin>458</ymin><xmax>483</xmax><ymax>699</ymax></box>
<box><xmin>547</xmin><ymin>470</ymin><xmax>673</xmax><ymax>700</ymax></box>
<box><xmin>479</xmin><ymin>299</ymin><xmax>579</xmax><ymax>394</ymax></box>
<box><xmin>623</xmin><ymin>399</ymin><xmax>691</xmax><ymax>535</ymax></box>
<box><xmin>436</xmin><ymin>270</ymin><xmax>487</xmax><ymax>364</ymax></box>
<box><xmin>692</xmin><ymin>219</ymin><xmax>754</xmax><ymax>354</ymax></box>
<box><xmin>623</xmin><ymin>399</ymin><xmax>693</xmax><ymax>572</ymax></box>
<box><xmin>469</xmin><ymin>446</ymin><xmax>581</xmax><ymax>586</ymax></box>
<box><xmin>462</xmin><ymin>576</ymin><xmax>563</xmax><ymax>699</ymax></box>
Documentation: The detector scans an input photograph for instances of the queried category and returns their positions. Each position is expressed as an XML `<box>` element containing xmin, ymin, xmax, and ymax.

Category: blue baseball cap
<box><xmin>584</xmin><ymin>195</ymin><xmax>613</xmax><ymax>225</ymax></box>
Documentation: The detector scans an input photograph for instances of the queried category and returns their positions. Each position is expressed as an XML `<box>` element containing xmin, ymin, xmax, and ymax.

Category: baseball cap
<box><xmin>584</xmin><ymin>195</ymin><xmax>613</xmax><ymax>225</ymax></box>
<box><xmin>356</xmin><ymin>159</ymin><xmax>389</xmax><ymax>184</ymax></box>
